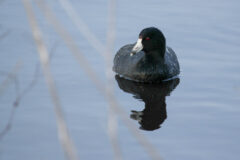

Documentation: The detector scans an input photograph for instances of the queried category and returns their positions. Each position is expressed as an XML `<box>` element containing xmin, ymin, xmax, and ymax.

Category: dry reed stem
<box><xmin>22</xmin><ymin>0</ymin><xmax>79</xmax><ymax>160</ymax></box>
<box><xmin>105</xmin><ymin>0</ymin><xmax>123</xmax><ymax>159</ymax></box>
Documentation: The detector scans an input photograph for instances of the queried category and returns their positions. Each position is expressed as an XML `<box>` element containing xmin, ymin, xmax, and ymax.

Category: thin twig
<box><xmin>0</xmin><ymin>70</ymin><xmax>19</xmax><ymax>140</ymax></box>
<box><xmin>35</xmin><ymin>1</ymin><xmax>162</xmax><ymax>160</ymax></box>
<box><xmin>0</xmin><ymin>62</ymin><xmax>22</xmax><ymax>140</ymax></box>
<box><xmin>0</xmin><ymin>103</ymin><xmax>17</xmax><ymax>140</ymax></box>
<box><xmin>0</xmin><ymin>62</ymin><xmax>22</xmax><ymax>97</ymax></box>
<box><xmin>22</xmin><ymin>1</ymin><xmax>79</xmax><ymax>160</ymax></box>
<box><xmin>0</xmin><ymin>42</ymin><xmax>58</xmax><ymax>141</ymax></box>
<box><xmin>14</xmin><ymin>41</ymin><xmax>58</xmax><ymax>106</ymax></box>
<box><xmin>0</xmin><ymin>70</ymin><xmax>20</xmax><ymax>97</ymax></box>
<box><xmin>0</xmin><ymin>62</ymin><xmax>21</xmax><ymax>140</ymax></box>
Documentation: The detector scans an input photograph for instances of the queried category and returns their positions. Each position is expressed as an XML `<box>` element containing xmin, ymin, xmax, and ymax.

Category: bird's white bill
<box><xmin>131</xmin><ymin>38</ymin><xmax>143</xmax><ymax>55</ymax></box>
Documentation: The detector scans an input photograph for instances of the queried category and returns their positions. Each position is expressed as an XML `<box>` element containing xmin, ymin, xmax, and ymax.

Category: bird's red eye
<box><xmin>145</xmin><ymin>37</ymin><xmax>150</xmax><ymax>40</ymax></box>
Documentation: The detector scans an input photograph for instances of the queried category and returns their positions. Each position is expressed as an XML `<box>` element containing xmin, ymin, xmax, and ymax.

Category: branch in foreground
<box><xmin>22</xmin><ymin>0</ymin><xmax>79</xmax><ymax>160</ymax></box>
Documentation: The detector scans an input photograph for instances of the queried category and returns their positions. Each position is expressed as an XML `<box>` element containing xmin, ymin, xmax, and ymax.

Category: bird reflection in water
<box><xmin>115</xmin><ymin>75</ymin><xmax>180</xmax><ymax>131</ymax></box>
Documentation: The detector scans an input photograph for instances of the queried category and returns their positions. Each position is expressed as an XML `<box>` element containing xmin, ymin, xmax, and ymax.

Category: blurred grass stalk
<box><xmin>105</xmin><ymin>0</ymin><xmax>123</xmax><ymax>159</ymax></box>
<box><xmin>22</xmin><ymin>0</ymin><xmax>79</xmax><ymax>160</ymax></box>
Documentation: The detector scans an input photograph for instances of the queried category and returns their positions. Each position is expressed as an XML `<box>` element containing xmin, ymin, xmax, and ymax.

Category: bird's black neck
<box><xmin>144</xmin><ymin>49</ymin><xmax>165</xmax><ymax>63</ymax></box>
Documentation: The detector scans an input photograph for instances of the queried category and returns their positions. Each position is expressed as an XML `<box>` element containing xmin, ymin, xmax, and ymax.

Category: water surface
<box><xmin>0</xmin><ymin>0</ymin><xmax>240</xmax><ymax>160</ymax></box>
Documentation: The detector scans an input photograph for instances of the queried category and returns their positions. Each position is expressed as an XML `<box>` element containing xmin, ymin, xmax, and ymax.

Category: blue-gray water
<box><xmin>0</xmin><ymin>0</ymin><xmax>240</xmax><ymax>160</ymax></box>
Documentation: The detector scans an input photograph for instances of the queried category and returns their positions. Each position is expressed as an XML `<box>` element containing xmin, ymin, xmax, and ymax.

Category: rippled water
<box><xmin>0</xmin><ymin>0</ymin><xmax>240</xmax><ymax>160</ymax></box>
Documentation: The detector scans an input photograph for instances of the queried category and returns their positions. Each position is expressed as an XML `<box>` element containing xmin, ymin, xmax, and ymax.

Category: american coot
<box><xmin>113</xmin><ymin>27</ymin><xmax>180</xmax><ymax>82</ymax></box>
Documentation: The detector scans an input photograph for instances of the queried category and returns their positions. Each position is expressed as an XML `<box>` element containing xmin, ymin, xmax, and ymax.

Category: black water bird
<box><xmin>113</xmin><ymin>27</ymin><xmax>180</xmax><ymax>82</ymax></box>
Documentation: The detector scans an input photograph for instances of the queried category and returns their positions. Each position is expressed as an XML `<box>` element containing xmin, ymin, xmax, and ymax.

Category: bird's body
<box><xmin>113</xmin><ymin>27</ymin><xmax>180</xmax><ymax>82</ymax></box>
